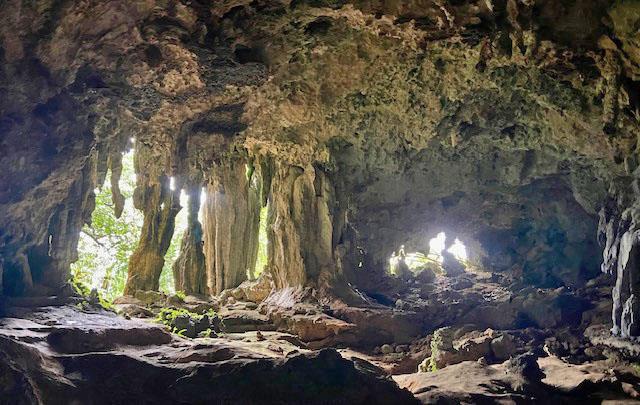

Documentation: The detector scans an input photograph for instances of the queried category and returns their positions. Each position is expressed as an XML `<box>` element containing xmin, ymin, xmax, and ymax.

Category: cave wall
<box><xmin>172</xmin><ymin>185</ymin><xmax>207</xmax><ymax>295</ymax></box>
<box><xmin>0</xmin><ymin>0</ymin><xmax>266</xmax><ymax>296</ymax></box>
<box><xmin>599</xmin><ymin>177</ymin><xmax>640</xmax><ymax>338</ymax></box>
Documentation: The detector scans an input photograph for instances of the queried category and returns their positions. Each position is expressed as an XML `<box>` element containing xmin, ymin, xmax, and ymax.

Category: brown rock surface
<box><xmin>0</xmin><ymin>305</ymin><xmax>418</xmax><ymax>404</ymax></box>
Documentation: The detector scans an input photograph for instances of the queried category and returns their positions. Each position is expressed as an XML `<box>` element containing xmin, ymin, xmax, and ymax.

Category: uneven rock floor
<box><xmin>2</xmin><ymin>269</ymin><xmax>640</xmax><ymax>404</ymax></box>
<box><xmin>0</xmin><ymin>305</ymin><xmax>417</xmax><ymax>405</ymax></box>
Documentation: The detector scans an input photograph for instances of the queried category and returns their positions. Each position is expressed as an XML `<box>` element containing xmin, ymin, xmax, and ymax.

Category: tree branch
<box><xmin>81</xmin><ymin>229</ymin><xmax>108</xmax><ymax>249</ymax></box>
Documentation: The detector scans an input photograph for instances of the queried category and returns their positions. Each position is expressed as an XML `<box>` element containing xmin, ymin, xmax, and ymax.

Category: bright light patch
<box><xmin>389</xmin><ymin>254</ymin><xmax>399</xmax><ymax>270</ymax></box>
<box><xmin>427</xmin><ymin>232</ymin><xmax>468</xmax><ymax>263</ymax></box>
<box><xmin>198</xmin><ymin>187</ymin><xmax>207</xmax><ymax>223</ymax></box>
<box><xmin>179</xmin><ymin>189</ymin><xmax>189</xmax><ymax>206</ymax></box>
<box><xmin>169</xmin><ymin>176</ymin><xmax>176</xmax><ymax>191</ymax></box>
<box><xmin>428</xmin><ymin>232</ymin><xmax>447</xmax><ymax>263</ymax></box>
<box><xmin>447</xmin><ymin>238</ymin><xmax>468</xmax><ymax>261</ymax></box>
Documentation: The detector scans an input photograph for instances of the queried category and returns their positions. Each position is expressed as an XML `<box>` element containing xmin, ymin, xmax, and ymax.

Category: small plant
<box><xmin>157</xmin><ymin>307</ymin><xmax>200</xmax><ymax>326</ymax></box>
<box><xmin>175</xmin><ymin>290</ymin><xmax>187</xmax><ymax>301</ymax></box>
<box><xmin>156</xmin><ymin>307</ymin><xmax>220</xmax><ymax>338</ymax></box>
<box><xmin>176</xmin><ymin>329</ymin><xmax>188</xmax><ymax>338</ymax></box>
<box><xmin>70</xmin><ymin>276</ymin><xmax>114</xmax><ymax>311</ymax></box>
<box><xmin>201</xmin><ymin>328</ymin><xmax>213</xmax><ymax>338</ymax></box>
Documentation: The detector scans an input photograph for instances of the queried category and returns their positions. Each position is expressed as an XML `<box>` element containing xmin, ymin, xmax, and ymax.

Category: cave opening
<box><xmin>253</xmin><ymin>204</ymin><xmax>269</xmax><ymax>280</ymax></box>
<box><xmin>388</xmin><ymin>232</ymin><xmax>469</xmax><ymax>279</ymax></box>
<box><xmin>427</xmin><ymin>232</ymin><xmax>468</xmax><ymax>263</ymax></box>
<box><xmin>71</xmin><ymin>149</ymin><xmax>185</xmax><ymax>300</ymax></box>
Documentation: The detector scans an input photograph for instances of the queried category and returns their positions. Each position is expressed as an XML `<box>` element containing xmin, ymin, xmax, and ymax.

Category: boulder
<box><xmin>441</xmin><ymin>252</ymin><xmax>465</xmax><ymax>276</ymax></box>
<box><xmin>132</xmin><ymin>290</ymin><xmax>167</xmax><ymax>306</ymax></box>
<box><xmin>491</xmin><ymin>333</ymin><xmax>517</xmax><ymax>361</ymax></box>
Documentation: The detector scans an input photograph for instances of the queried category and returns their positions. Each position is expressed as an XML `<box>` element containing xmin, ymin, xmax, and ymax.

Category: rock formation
<box><xmin>202</xmin><ymin>159</ymin><xmax>262</xmax><ymax>294</ymax></box>
<box><xmin>172</xmin><ymin>184</ymin><xmax>206</xmax><ymax>295</ymax></box>
<box><xmin>3</xmin><ymin>0</ymin><xmax>640</xmax><ymax>402</ymax></box>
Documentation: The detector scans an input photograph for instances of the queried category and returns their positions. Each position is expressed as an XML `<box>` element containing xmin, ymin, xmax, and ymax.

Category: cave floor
<box><xmin>2</xmin><ymin>294</ymin><xmax>640</xmax><ymax>404</ymax></box>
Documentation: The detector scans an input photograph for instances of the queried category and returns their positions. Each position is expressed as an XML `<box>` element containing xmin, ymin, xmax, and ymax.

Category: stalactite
<box><xmin>266</xmin><ymin>162</ymin><xmax>336</xmax><ymax>289</ymax></box>
<box><xmin>202</xmin><ymin>159</ymin><xmax>262</xmax><ymax>295</ymax></box>
<box><xmin>124</xmin><ymin>176</ymin><xmax>181</xmax><ymax>295</ymax></box>
<box><xmin>172</xmin><ymin>186</ymin><xmax>207</xmax><ymax>295</ymax></box>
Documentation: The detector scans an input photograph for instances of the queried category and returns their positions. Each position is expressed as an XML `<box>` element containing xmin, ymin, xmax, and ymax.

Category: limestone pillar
<box><xmin>202</xmin><ymin>160</ymin><xmax>261</xmax><ymax>294</ymax></box>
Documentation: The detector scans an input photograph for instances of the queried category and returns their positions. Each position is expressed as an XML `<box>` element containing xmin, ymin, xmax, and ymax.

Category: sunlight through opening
<box><xmin>428</xmin><ymin>232</ymin><xmax>447</xmax><ymax>263</ymax></box>
<box><xmin>388</xmin><ymin>231</ymin><xmax>469</xmax><ymax>277</ymax></box>
<box><xmin>428</xmin><ymin>232</ymin><xmax>468</xmax><ymax>263</ymax></box>
<box><xmin>448</xmin><ymin>238</ymin><xmax>468</xmax><ymax>262</ymax></box>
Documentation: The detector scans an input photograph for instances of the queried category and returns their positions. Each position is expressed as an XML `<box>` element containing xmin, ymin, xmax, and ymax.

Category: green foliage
<box><xmin>176</xmin><ymin>329</ymin><xmax>188</xmax><ymax>338</ymax></box>
<box><xmin>245</xmin><ymin>162</ymin><xmax>255</xmax><ymax>181</ymax></box>
<box><xmin>201</xmin><ymin>328</ymin><xmax>213</xmax><ymax>338</ymax></box>
<box><xmin>70</xmin><ymin>274</ymin><xmax>114</xmax><ymax>311</ymax></box>
<box><xmin>71</xmin><ymin>150</ymin><xmax>186</xmax><ymax>301</ymax></box>
<box><xmin>156</xmin><ymin>307</ymin><xmax>216</xmax><ymax>327</ymax></box>
<box><xmin>175</xmin><ymin>290</ymin><xmax>186</xmax><ymax>301</ymax></box>
<box><xmin>157</xmin><ymin>307</ymin><xmax>219</xmax><ymax>339</ymax></box>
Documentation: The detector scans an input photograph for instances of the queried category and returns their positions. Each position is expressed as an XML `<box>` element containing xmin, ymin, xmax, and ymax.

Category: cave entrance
<box><xmin>388</xmin><ymin>232</ymin><xmax>468</xmax><ymax>278</ymax></box>
<box><xmin>427</xmin><ymin>232</ymin><xmax>468</xmax><ymax>263</ymax></box>
<box><xmin>71</xmin><ymin>148</ymin><xmax>186</xmax><ymax>300</ymax></box>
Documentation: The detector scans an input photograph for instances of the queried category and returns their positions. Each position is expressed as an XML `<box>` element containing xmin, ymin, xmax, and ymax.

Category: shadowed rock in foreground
<box><xmin>0</xmin><ymin>305</ymin><xmax>417</xmax><ymax>405</ymax></box>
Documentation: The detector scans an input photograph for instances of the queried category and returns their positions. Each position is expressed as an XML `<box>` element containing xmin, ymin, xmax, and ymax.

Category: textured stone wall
<box><xmin>599</xmin><ymin>179</ymin><xmax>640</xmax><ymax>338</ymax></box>
<box><xmin>266</xmin><ymin>162</ymin><xmax>337</xmax><ymax>289</ymax></box>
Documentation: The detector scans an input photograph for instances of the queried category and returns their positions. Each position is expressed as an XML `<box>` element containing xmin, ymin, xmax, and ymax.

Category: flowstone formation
<box><xmin>2</xmin><ymin>0</ymin><xmax>640</xmax><ymax>403</ymax></box>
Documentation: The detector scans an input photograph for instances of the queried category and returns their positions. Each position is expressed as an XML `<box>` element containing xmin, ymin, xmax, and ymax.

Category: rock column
<box><xmin>124</xmin><ymin>176</ymin><xmax>181</xmax><ymax>295</ymax></box>
<box><xmin>172</xmin><ymin>185</ymin><xmax>207</xmax><ymax>295</ymax></box>
<box><xmin>599</xmin><ymin>189</ymin><xmax>640</xmax><ymax>338</ymax></box>
<box><xmin>266</xmin><ymin>162</ymin><xmax>336</xmax><ymax>289</ymax></box>
<box><xmin>202</xmin><ymin>160</ymin><xmax>262</xmax><ymax>294</ymax></box>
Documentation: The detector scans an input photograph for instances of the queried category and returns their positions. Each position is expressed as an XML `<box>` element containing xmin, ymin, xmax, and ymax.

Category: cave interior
<box><xmin>2</xmin><ymin>0</ymin><xmax>640</xmax><ymax>404</ymax></box>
